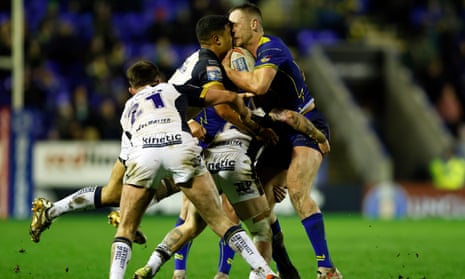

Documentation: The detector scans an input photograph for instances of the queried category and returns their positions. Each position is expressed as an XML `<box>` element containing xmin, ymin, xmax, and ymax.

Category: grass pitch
<box><xmin>1</xmin><ymin>213</ymin><xmax>464</xmax><ymax>278</ymax></box>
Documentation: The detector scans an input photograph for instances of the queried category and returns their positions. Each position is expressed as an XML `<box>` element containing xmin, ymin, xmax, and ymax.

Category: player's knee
<box><xmin>182</xmin><ymin>216</ymin><xmax>207</xmax><ymax>239</ymax></box>
<box><xmin>101</xmin><ymin>185</ymin><xmax>122</xmax><ymax>206</ymax></box>
<box><xmin>243</xmin><ymin>218</ymin><xmax>271</xmax><ymax>243</ymax></box>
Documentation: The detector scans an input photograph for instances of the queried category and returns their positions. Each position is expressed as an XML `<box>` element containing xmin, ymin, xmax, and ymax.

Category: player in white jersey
<box><xmin>110</xmin><ymin>59</ymin><xmax>279</xmax><ymax>279</ymax></box>
<box><xmin>161</xmin><ymin>15</ymin><xmax>329</xmax><ymax>279</ymax></box>
<box><xmin>165</xmin><ymin>15</ymin><xmax>277</xmax><ymax>279</ymax></box>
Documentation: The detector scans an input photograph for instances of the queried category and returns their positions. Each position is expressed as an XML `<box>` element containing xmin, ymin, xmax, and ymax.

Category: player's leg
<box><xmin>259</xmin><ymin>167</ymin><xmax>301</xmax><ymax>279</ymax></box>
<box><xmin>287</xmin><ymin>146</ymin><xmax>341</xmax><ymax>278</ymax></box>
<box><xmin>110</xmin><ymin>184</ymin><xmax>154</xmax><ymax>279</ymax></box>
<box><xmin>208</xmin><ymin>145</ymin><xmax>273</xmax><ymax>267</ymax></box>
<box><xmin>182</xmin><ymin>172</ymin><xmax>278</xmax><ymax>278</ymax></box>
<box><xmin>108</xmin><ymin>177</ymin><xmax>180</xmax><ymax>245</ymax></box>
<box><xmin>214</xmin><ymin>195</ymin><xmax>238</xmax><ymax>279</ymax></box>
<box><xmin>29</xmin><ymin>159</ymin><xmax>125</xmax><ymax>243</ymax></box>
<box><xmin>172</xmin><ymin>194</ymin><xmax>193</xmax><ymax>279</ymax></box>
<box><xmin>135</xmin><ymin>172</ymin><xmax>278</xmax><ymax>278</ymax></box>
<box><xmin>135</xmin><ymin>195</ymin><xmax>207</xmax><ymax>278</ymax></box>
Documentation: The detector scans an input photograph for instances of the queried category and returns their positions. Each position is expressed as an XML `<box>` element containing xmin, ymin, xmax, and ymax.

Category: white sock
<box><xmin>48</xmin><ymin>186</ymin><xmax>98</xmax><ymax>218</ymax></box>
<box><xmin>227</xmin><ymin>230</ymin><xmax>275</xmax><ymax>276</ymax></box>
<box><xmin>249</xmin><ymin>269</ymin><xmax>262</xmax><ymax>279</ymax></box>
<box><xmin>109</xmin><ymin>239</ymin><xmax>132</xmax><ymax>279</ymax></box>
<box><xmin>146</xmin><ymin>244</ymin><xmax>172</xmax><ymax>275</ymax></box>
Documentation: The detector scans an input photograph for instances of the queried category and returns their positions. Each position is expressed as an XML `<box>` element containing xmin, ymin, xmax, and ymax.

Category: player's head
<box><xmin>228</xmin><ymin>2</ymin><xmax>263</xmax><ymax>48</ymax></box>
<box><xmin>126</xmin><ymin>60</ymin><xmax>161</xmax><ymax>93</ymax></box>
<box><xmin>196</xmin><ymin>15</ymin><xmax>233</xmax><ymax>55</ymax></box>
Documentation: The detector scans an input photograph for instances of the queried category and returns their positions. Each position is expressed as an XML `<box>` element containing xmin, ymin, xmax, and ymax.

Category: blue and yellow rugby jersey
<box><xmin>253</xmin><ymin>35</ymin><xmax>314</xmax><ymax>114</ymax></box>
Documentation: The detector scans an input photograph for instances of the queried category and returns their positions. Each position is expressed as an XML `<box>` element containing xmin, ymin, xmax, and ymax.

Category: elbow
<box><xmin>280</xmin><ymin>110</ymin><xmax>296</xmax><ymax>126</ymax></box>
<box><xmin>216</xmin><ymin>109</ymin><xmax>229</xmax><ymax>119</ymax></box>
<box><xmin>252</xmin><ymin>84</ymin><xmax>269</xmax><ymax>95</ymax></box>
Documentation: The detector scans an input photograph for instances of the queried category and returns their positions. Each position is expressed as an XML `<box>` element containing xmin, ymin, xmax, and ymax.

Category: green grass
<box><xmin>1</xmin><ymin>213</ymin><xmax>464</xmax><ymax>278</ymax></box>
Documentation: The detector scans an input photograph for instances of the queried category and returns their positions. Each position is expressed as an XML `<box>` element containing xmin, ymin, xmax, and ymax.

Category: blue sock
<box><xmin>173</xmin><ymin>217</ymin><xmax>193</xmax><ymax>270</ymax></box>
<box><xmin>217</xmin><ymin>238</ymin><xmax>235</xmax><ymax>274</ymax></box>
<box><xmin>270</xmin><ymin>218</ymin><xmax>282</xmax><ymax>236</ymax></box>
<box><xmin>301</xmin><ymin>213</ymin><xmax>333</xmax><ymax>268</ymax></box>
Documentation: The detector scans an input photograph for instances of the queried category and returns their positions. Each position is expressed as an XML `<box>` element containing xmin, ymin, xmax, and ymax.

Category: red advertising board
<box><xmin>0</xmin><ymin>107</ymin><xmax>10</xmax><ymax>219</ymax></box>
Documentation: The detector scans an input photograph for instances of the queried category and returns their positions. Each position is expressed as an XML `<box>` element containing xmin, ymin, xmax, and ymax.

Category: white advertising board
<box><xmin>33</xmin><ymin>141</ymin><xmax>120</xmax><ymax>188</ymax></box>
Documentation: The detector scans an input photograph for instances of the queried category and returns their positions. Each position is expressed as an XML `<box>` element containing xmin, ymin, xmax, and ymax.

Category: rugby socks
<box><xmin>217</xmin><ymin>238</ymin><xmax>235</xmax><ymax>274</ymax></box>
<box><xmin>302</xmin><ymin>213</ymin><xmax>333</xmax><ymax>268</ymax></box>
<box><xmin>48</xmin><ymin>186</ymin><xmax>101</xmax><ymax>219</ymax></box>
<box><xmin>110</xmin><ymin>237</ymin><xmax>132</xmax><ymax>279</ymax></box>
<box><xmin>271</xmin><ymin>218</ymin><xmax>296</xmax><ymax>272</ymax></box>
<box><xmin>224</xmin><ymin>225</ymin><xmax>275</xmax><ymax>275</ymax></box>
<box><xmin>145</xmin><ymin>243</ymin><xmax>172</xmax><ymax>276</ymax></box>
<box><xmin>173</xmin><ymin>217</ymin><xmax>193</xmax><ymax>271</ymax></box>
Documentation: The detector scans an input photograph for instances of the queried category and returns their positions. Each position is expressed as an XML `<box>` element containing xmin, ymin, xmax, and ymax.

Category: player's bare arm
<box><xmin>222</xmin><ymin>50</ymin><xmax>276</xmax><ymax>95</ymax></box>
<box><xmin>269</xmin><ymin>108</ymin><xmax>331</xmax><ymax>154</ymax></box>
<box><xmin>205</xmin><ymin>83</ymin><xmax>265</xmax><ymax>138</ymax></box>
<box><xmin>187</xmin><ymin>119</ymin><xmax>207</xmax><ymax>141</ymax></box>
<box><xmin>202</xmin><ymin>87</ymin><xmax>252</xmax><ymax>124</ymax></box>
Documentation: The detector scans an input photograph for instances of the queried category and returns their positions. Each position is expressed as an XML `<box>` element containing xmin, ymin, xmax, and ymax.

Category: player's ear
<box><xmin>128</xmin><ymin>87</ymin><xmax>136</xmax><ymax>95</ymax></box>
<box><xmin>213</xmin><ymin>34</ymin><xmax>221</xmax><ymax>45</ymax></box>
<box><xmin>251</xmin><ymin>18</ymin><xmax>258</xmax><ymax>31</ymax></box>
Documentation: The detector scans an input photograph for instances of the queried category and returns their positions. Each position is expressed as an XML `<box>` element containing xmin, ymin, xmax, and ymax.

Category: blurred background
<box><xmin>0</xmin><ymin>0</ymin><xmax>465</xmax><ymax>219</ymax></box>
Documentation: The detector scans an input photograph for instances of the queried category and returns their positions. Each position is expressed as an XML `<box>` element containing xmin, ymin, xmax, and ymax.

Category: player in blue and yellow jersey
<box><xmin>223</xmin><ymin>3</ymin><xmax>341</xmax><ymax>279</ymax></box>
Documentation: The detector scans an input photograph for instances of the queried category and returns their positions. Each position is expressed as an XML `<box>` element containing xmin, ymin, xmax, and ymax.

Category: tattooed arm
<box><xmin>268</xmin><ymin>108</ymin><xmax>331</xmax><ymax>154</ymax></box>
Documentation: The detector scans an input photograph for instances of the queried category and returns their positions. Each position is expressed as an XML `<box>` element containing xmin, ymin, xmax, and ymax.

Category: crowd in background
<box><xmin>0</xmin><ymin>0</ymin><xmax>464</xmax><ymax>149</ymax></box>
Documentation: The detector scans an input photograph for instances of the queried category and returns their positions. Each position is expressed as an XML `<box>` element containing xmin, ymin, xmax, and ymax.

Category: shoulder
<box><xmin>198</xmin><ymin>48</ymin><xmax>221</xmax><ymax>67</ymax></box>
<box><xmin>259</xmin><ymin>35</ymin><xmax>287</xmax><ymax>49</ymax></box>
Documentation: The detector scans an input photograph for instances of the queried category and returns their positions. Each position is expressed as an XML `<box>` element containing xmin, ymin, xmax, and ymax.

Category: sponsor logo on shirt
<box><xmin>260</xmin><ymin>55</ymin><xmax>272</xmax><ymax>63</ymax></box>
<box><xmin>136</xmin><ymin>118</ymin><xmax>171</xmax><ymax>132</ymax></box>
<box><xmin>206</xmin><ymin>66</ymin><xmax>222</xmax><ymax>81</ymax></box>
<box><xmin>206</xmin><ymin>159</ymin><xmax>236</xmax><ymax>173</ymax></box>
<box><xmin>142</xmin><ymin>133</ymin><xmax>182</xmax><ymax>148</ymax></box>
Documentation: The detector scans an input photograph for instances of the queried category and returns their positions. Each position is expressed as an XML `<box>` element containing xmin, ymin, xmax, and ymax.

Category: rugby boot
<box><xmin>108</xmin><ymin>210</ymin><xmax>147</xmax><ymax>245</ymax></box>
<box><xmin>317</xmin><ymin>267</ymin><xmax>342</xmax><ymax>279</ymax></box>
<box><xmin>133</xmin><ymin>266</ymin><xmax>154</xmax><ymax>279</ymax></box>
<box><xmin>29</xmin><ymin>198</ymin><xmax>53</xmax><ymax>243</ymax></box>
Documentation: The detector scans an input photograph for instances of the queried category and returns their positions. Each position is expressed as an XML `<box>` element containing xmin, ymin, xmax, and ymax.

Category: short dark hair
<box><xmin>229</xmin><ymin>2</ymin><xmax>263</xmax><ymax>21</ymax></box>
<box><xmin>126</xmin><ymin>60</ymin><xmax>160</xmax><ymax>88</ymax></box>
<box><xmin>195</xmin><ymin>15</ymin><xmax>231</xmax><ymax>43</ymax></box>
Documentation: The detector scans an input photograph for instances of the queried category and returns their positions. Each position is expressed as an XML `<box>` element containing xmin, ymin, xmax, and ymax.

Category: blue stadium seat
<box><xmin>297</xmin><ymin>30</ymin><xmax>339</xmax><ymax>56</ymax></box>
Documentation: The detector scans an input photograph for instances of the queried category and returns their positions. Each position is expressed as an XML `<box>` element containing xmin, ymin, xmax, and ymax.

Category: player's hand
<box><xmin>238</xmin><ymin>92</ymin><xmax>256</xmax><ymax>99</ymax></box>
<box><xmin>273</xmin><ymin>185</ymin><xmax>287</xmax><ymax>203</ymax></box>
<box><xmin>318</xmin><ymin>139</ymin><xmax>331</xmax><ymax>155</ymax></box>
<box><xmin>256</xmin><ymin>127</ymin><xmax>279</xmax><ymax>146</ymax></box>
<box><xmin>188</xmin><ymin>119</ymin><xmax>206</xmax><ymax>141</ymax></box>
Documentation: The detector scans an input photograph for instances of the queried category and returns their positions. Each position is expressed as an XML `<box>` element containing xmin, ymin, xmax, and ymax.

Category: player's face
<box><xmin>215</xmin><ymin>25</ymin><xmax>233</xmax><ymax>58</ymax></box>
<box><xmin>221</xmin><ymin>24</ymin><xmax>233</xmax><ymax>51</ymax></box>
<box><xmin>229</xmin><ymin>10</ymin><xmax>253</xmax><ymax>47</ymax></box>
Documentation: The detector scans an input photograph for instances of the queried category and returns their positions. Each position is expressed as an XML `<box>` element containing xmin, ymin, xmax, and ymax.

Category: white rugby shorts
<box><xmin>204</xmin><ymin>139</ymin><xmax>263</xmax><ymax>205</ymax></box>
<box><xmin>123</xmin><ymin>132</ymin><xmax>207</xmax><ymax>188</ymax></box>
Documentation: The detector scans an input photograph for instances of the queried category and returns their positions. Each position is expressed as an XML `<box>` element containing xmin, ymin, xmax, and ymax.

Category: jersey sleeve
<box><xmin>255</xmin><ymin>37</ymin><xmax>287</xmax><ymax>70</ymax></box>
<box><xmin>195</xmin><ymin>56</ymin><xmax>225</xmax><ymax>88</ymax></box>
<box><xmin>173</xmin><ymin>84</ymin><xmax>208</xmax><ymax>107</ymax></box>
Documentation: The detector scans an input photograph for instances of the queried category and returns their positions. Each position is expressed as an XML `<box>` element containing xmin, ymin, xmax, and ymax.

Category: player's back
<box><xmin>169</xmin><ymin>50</ymin><xmax>199</xmax><ymax>85</ymax></box>
<box><xmin>121</xmin><ymin>83</ymin><xmax>186</xmax><ymax>145</ymax></box>
<box><xmin>255</xmin><ymin>35</ymin><xmax>313</xmax><ymax>113</ymax></box>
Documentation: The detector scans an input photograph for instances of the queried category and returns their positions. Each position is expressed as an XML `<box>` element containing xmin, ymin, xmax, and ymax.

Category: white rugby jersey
<box><xmin>120</xmin><ymin>83</ymin><xmax>207</xmax><ymax>149</ymax></box>
<box><xmin>168</xmin><ymin>50</ymin><xmax>200</xmax><ymax>85</ymax></box>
